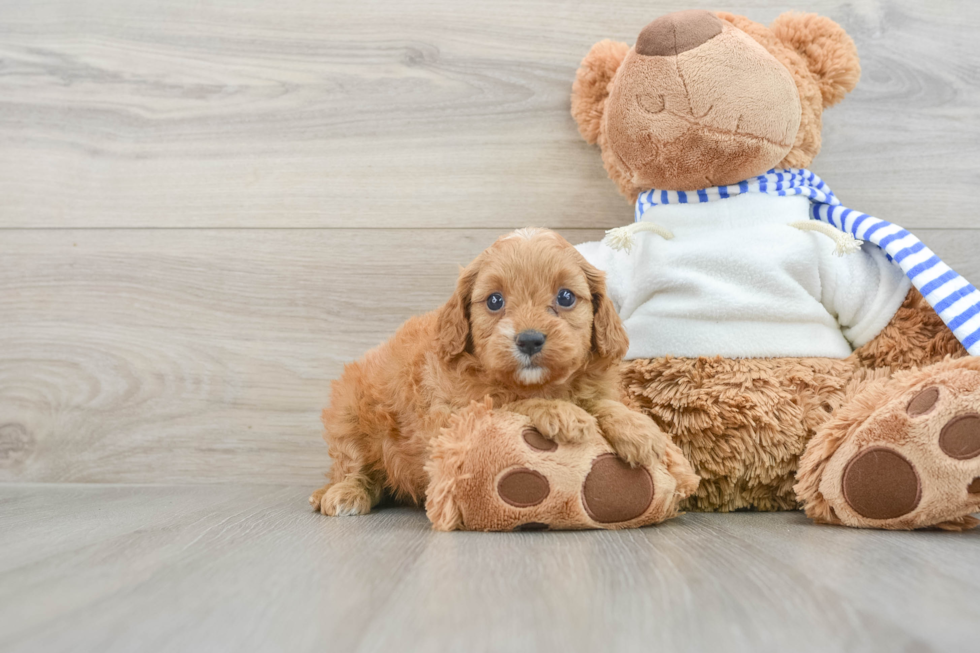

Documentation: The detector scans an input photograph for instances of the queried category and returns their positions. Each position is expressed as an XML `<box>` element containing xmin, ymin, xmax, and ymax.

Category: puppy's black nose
<box><xmin>516</xmin><ymin>330</ymin><xmax>546</xmax><ymax>356</ymax></box>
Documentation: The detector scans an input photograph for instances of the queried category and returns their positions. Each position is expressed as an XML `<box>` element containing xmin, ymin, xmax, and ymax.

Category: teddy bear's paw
<box><xmin>491</xmin><ymin>423</ymin><xmax>683</xmax><ymax>531</ymax></box>
<box><xmin>819</xmin><ymin>364</ymin><xmax>980</xmax><ymax>530</ymax></box>
<box><xmin>493</xmin><ymin>453</ymin><xmax>657</xmax><ymax>531</ymax></box>
<box><xmin>429</xmin><ymin>407</ymin><xmax>690</xmax><ymax>531</ymax></box>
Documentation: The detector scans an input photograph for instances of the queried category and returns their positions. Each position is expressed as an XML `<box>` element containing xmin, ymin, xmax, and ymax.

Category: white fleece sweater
<box><xmin>576</xmin><ymin>192</ymin><xmax>911</xmax><ymax>359</ymax></box>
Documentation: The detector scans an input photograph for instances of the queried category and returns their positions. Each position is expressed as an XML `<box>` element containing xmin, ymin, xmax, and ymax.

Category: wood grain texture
<box><xmin>0</xmin><ymin>0</ymin><xmax>979</xmax><ymax>228</ymax></box>
<box><xmin>2</xmin><ymin>228</ymin><xmax>979</xmax><ymax>485</ymax></box>
<box><xmin>0</xmin><ymin>484</ymin><xmax>978</xmax><ymax>653</ymax></box>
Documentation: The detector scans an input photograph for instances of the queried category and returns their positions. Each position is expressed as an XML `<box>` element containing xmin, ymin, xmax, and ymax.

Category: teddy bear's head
<box><xmin>572</xmin><ymin>10</ymin><xmax>861</xmax><ymax>199</ymax></box>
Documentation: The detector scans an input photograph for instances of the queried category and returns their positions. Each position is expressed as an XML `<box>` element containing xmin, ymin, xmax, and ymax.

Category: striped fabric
<box><xmin>634</xmin><ymin>168</ymin><xmax>980</xmax><ymax>355</ymax></box>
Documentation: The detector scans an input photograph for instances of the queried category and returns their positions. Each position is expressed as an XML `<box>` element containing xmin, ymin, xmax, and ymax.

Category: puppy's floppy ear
<box><xmin>436</xmin><ymin>258</ymin><xmax>481</xmax><ymax>360</ymax></box>
<box><xmin>581</xmin><ymin>260</ymin><xmax>629</xmax><ymax>361</ymax></box>
<box><xmin>571</xmin><ymin>39</ymin><xmax>630</xmax><ymax>144</ymax></box>
<box><xmin>770</xmin><ymin>12</ymin><xmax>860</xmax><ymax>108</ymax></box>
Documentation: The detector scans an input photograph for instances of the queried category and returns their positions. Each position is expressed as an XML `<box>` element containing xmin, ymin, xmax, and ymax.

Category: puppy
<box><xmin>311</xmin><ymin>228</ymin><xmax>666</xmax><ymax>516</ymax></box>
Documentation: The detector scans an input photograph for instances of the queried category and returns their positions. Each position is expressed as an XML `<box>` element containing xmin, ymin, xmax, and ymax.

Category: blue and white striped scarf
<box><xmin>633</xmin><ymin>168</ymin><xmax>980</xmax><ymax>355</ymax></box>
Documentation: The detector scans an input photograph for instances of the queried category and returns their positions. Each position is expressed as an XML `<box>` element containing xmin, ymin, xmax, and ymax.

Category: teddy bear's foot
<box><xmin>797</xmin><ymin>357</ymin><xmax>980</xmax><ymax>530</ymax></box>
<box><xmin>425</xmin><ymin>398</ymin><xmax>699</xmax><ymax>531</ymax></box>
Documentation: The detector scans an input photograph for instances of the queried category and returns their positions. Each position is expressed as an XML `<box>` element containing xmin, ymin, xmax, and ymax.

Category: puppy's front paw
<box><xmin>315</xmin><ymin>481</ymin><xmax>373</xmax><ymax>516</ymax></box>
<box><xmin>599</xmin><ymin>409</ymin><xmax>666</xmax><ymax>468</ymax></box>
<box><xmin>309</xmin><ymin>485</ymin><xmax>328</xmax><ymax>510</ymax></box>
<box><xmin>608</xmin><ymin>437</ymin><xmax>659</xmax><ymax>469</ymax></box>
<box><xmin>531</xmin><ymin>404</ymin><xmax>599</xmax><ymax>445</ymax></box>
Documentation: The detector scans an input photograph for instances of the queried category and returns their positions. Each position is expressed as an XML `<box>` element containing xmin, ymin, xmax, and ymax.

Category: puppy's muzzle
<box><xmin>515</xmin><ymin>330</ymin><xmax>546</xmax><ymax>357</ymax></box>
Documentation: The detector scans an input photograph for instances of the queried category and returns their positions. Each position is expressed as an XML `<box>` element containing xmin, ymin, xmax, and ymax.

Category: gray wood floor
<box><xmin>2</xmin><ymin>0</ymin><xmax>980</xmax><ymax>650</ymax></box>
<box><xmin>2</xmin><ymin>484</ymin><xmax>979</xmax><ymax>653</ymax></box>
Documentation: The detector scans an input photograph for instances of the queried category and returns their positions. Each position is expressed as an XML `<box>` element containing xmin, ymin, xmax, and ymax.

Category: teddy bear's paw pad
<box><xmin>842</xmin><ymin>447</ymin><xmax>921</xmax><ymax>520</ymax></box>
<box><xmin>582</xmin><ymin>454</ymin><xmax>654</xmax><ymax>523</ymax></box>
<box><xmin>907</xmin><ymin>386</ymin><xmax>940</xmax><ymax>416</ymax></box>
<box><xmin>522</xmin><ymin>426</ymin><xmax>557</xmax><ymax>452</ymax></box>
<box><xmin>938</xmin><ymin>413</ymin><xmax>980</xmax><ymax>459</ymax></box>
<box><xmin>497</xmin><ymin>468</ymin><xmax>550</xmax><ymax>508</ymax></box>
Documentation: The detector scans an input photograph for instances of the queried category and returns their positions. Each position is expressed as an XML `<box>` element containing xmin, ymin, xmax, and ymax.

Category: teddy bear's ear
<box><xmin>571</xmin><ymin>39</ymin><xmax>630</xmax><ymax>144</ymax></box>
<box><xmin>770</xmin><ymin>12</ymin><xmax>860</xmax><ymax>108</ymax></box>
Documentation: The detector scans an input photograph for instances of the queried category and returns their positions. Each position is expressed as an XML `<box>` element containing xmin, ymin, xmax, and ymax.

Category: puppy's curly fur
<box><xmin>311</xmin><ymin>228</ymin><xmax>666</xmax><ymax>516</ymax></box>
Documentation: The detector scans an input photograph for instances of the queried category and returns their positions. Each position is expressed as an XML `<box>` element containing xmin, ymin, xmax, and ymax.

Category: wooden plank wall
<box><xmin>2</xmin><ymin>0</ymin><xmax>979</xmax><ymax>484</ymax></box>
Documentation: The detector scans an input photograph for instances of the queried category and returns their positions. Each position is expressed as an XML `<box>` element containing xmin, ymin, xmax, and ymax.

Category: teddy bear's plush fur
<box><xmin>572</xmin><ymin>10</ymin><xmax>980</xmax><ymax>530</ymax></box>
<box><xmin>621</xmin><ymin>290</ymin><xmax>974</xmax><ymax>527</ymax></box>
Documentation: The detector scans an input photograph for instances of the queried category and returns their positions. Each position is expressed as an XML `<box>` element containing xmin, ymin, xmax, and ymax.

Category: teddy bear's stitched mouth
<box><xmin>623</xmin><ymin>95</ymin><xmax>794</xmax><ymax>189</ymax></box>
<box><xmin>663</xmin><ymin>109</ymin><xmax>794</xmax><ymax>149</ymax></box>
<box><xmin>632</xmin><ymin>89</ymin><xmax>794</xmax><ymax>151</ymax></box>
<box><xmin>636</xmin><ymin>93</ymin><xmax>718</xmax><ymax>123</ymax></box>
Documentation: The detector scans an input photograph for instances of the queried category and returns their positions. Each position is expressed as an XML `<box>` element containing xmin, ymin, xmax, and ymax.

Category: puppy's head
<box><xmin>436</xmin><ymin>228</ymin><xmax>628</xmax><ymax>388</ymax></box>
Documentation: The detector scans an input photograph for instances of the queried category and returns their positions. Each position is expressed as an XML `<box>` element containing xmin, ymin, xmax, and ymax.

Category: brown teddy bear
<box><xmin>425</xmin><ymin>9</ymin><xmax>980</xmax><ymax>532</ymax></box>
<box><xmin>568</xmin><ymin>9</ymin><xmax>980</xmax><ymax>530</ymax></box>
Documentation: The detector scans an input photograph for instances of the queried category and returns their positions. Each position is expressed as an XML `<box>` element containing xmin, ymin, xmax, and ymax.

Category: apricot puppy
<box><xmin>311</xmin><ymin>228</ymin><xmax>668</xmax><ymax>516</ymax></box>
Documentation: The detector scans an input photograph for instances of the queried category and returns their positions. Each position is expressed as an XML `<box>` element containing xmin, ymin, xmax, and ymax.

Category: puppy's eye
<box><xmin>486</xmin><ymin>292</ymin><xmax>505</xmax><ymax>312</ymax></box>
<box><xmin>556</xmin><ymin>289</ymin><xmax>576</xmax><ymax>308</ymax></box>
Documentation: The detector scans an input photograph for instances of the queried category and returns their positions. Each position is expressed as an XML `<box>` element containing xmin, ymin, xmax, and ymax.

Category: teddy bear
<box><xmin>567</xmin><ymin>9</ymin><xmax>980</xmax><ymax>530</ymax></box>
<box><xmin>423</xmin><ymin>9</ymin><xmax>980</xmax><ymax>532</ymax></box>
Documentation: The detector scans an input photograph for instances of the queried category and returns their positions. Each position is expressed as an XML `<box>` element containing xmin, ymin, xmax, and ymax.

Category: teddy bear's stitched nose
<box><xmin>635</xmin><ymin>9</ymin><xmax>724</xmax><ymax>57</ymax></box>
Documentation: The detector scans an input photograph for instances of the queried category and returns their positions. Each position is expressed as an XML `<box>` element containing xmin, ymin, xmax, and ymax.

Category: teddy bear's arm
<box><xmin>817</xmin><ymin>241</ymin><xmax>911</xmax><ymax>350</ymax></box>
<box><xmin>851</xmin><ymin>288</ymin><xmax>967</xmax><ymax>368</ymax></box>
